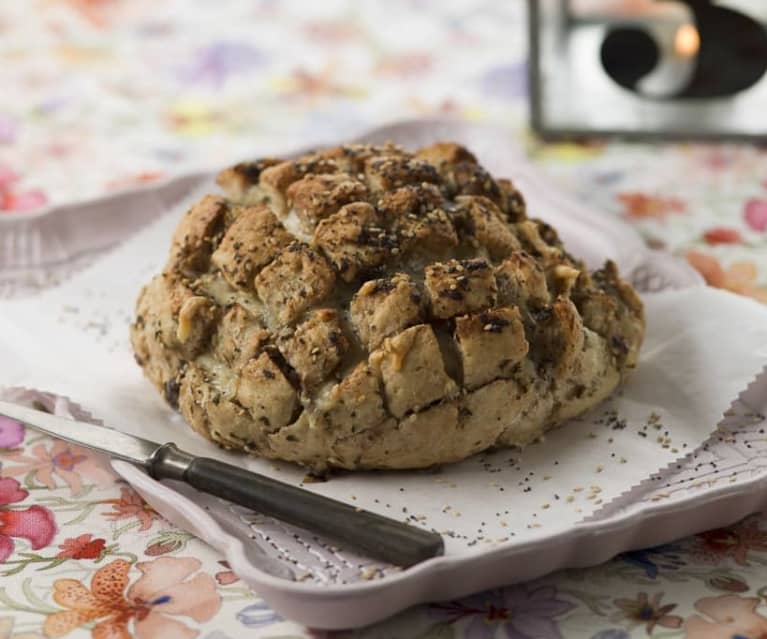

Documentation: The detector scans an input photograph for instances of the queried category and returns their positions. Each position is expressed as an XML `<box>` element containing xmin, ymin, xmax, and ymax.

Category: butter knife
<box><xmin>0</xmin><ymin>400</ymin><xmax>444</xmax><ymax>567</ymax></box>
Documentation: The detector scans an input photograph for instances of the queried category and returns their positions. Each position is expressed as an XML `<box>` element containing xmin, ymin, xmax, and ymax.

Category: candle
<box><xmin>674</xmin><ymin>23</ymin><xmax>700</xmax><ymax>59</ymax></box>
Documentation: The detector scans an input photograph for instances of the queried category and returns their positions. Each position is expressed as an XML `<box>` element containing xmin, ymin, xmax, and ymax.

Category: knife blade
<box><xmin>0</xmin><ymin>400</ymin><xmax>444</xmax><ymax>567</ymax></box>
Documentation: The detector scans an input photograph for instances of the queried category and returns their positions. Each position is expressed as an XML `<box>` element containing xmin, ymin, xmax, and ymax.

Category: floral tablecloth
<box><xmin>2</xmin><ymin>2</ymin><xmax>767</xmax><ymax>638</ymax></box>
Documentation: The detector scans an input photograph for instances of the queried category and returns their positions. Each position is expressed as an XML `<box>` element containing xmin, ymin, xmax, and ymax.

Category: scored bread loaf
<box><xmin>131</xmin><ymin>142</ymin><xmax>644</xmax><ymax>471</ymax></box>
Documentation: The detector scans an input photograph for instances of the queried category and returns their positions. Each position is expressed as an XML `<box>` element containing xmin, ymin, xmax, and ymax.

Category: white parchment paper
<box><xmin>1</xmin><ymin>190</ymin><xmax>766</xmax><ymax>555</ymax></box>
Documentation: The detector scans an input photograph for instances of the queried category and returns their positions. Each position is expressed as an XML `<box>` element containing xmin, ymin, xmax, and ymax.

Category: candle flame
<box><xmin>675</xmin><ymin>24</ymin><xmax>700</xmax><ymax>58</ymax></box>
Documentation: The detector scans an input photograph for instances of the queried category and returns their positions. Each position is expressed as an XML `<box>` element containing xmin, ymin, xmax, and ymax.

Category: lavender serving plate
<box><xmin>12</xmin><ymin>121</ymin><xmax>766</xmax><ymax>632</ymax></box>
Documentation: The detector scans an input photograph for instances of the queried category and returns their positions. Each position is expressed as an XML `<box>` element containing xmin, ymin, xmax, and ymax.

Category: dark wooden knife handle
<box><xmin>150</xmin><ymin>443</ymin><xmax>444</xmax><ymax>567</ymax></box>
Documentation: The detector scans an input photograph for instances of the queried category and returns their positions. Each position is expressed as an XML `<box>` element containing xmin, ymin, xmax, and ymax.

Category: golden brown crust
<box><xmin>314</xmin><ymin>202</ymin><xmax>396</xmax><ymax>282</ymax></box>
<box><xmin>168</xmin><ymin>195</ymin><xmax>228</xmax><ymax>277</ymax></box>
<box><xmin>276</xmin><ymin>308</ymin><xmax>348</xmax><ymax>390</ymax></box>
<box><xmin>211</xmin><ymin>204</ymin><xmax>292</xmax><ymax>290</ymax></box>
<box><xmin>350</xmin><ymin>274</ymin><xmax>425</xmax><ymax>351</ymax></box>
<box><xmin>287</xmin><ymin>173</ymin><xmax>370</xmax><ymax>229</ymax></box>
<box><xmin>369</xmin><ymin>324</ymin><xmax>458</xmax><ymax>418</ymax></box>
<box><xmin>254</xmin><ymin>242</ymin><xmax>336</xmax><ymax>325</ymax></box>
<box><xmin>424</xmin><ymin>258</ymin><xmax>498</xmax><ymax>319</ymax></box>
<box><xmin>495</xmin><ymin>251</ymin><xmax>551</xmax><ymax>309</ymax></box>
<box><xmin>212</xmin><ymin>304</ymin><xmax>270</xmax><ymax>369</ymax></box>
<box><xmin>454</xmin><ymin>195</ymin><xmax>522</xmax><ymax>260</ymax></box>
<box><xmin>496</xmin><ymin>178</ymin><xmax>527</xmax><ymax>222</ymax></box>
<box><xmin>236</xmin><ymin>353</ymin><xmax>299</xmax><ymax>430</ymax></box>
<box><xmin>365</xmin><ymin>155</ymin><xmax>441</xmax><ymax>192</ymax></box>
<box><xmin>132</xmin><ymin>141</ymin><xmax>645</xmax><ymax>471</ymax></box>
<box><xmin>416</xmin><ymin>141</ymin><xmax>478</xmax><ymax>168</ymax></box>
<box><xmin>454</xmin><ymin>306</ymin><xmax>529</xmax><ymax>389</ymax></box>
<box><xmin>216</xmin><ymin>158</ymin><xmax>282</xmax><ymax>202</ymax></box>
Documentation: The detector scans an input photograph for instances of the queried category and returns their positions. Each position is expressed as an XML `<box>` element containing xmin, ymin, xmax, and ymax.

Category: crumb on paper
<box><xmin>360</xmin><ymin>566</ymin><xmax>381</xmax><ymax>580</ymax></box>
<box><xmin>302</xmin><ymin>472</ymin><xmax>328</xmax><ymax>484</ymax></box>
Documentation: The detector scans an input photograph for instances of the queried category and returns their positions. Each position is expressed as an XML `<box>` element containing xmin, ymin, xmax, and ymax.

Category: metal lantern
<box><xmin>528</xmin><ymin>0</ymin><xmax>767</xmax><ymax>141</ymax></box>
